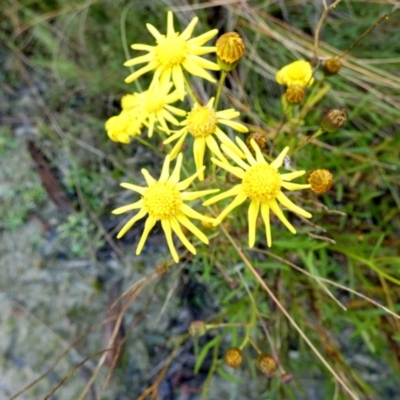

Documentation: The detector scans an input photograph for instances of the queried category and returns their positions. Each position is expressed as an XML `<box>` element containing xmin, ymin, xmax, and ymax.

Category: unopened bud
<box><xmin>246</xmin><ymin>132</ymin><xmax>267</xmax><ymax>152</ymax></box>
<box><xmin>201</xmin><ymin>214</ymin><xmax>215</xmax><ymax>228</ymax></box>
<box><xmin>285</xmin><ymin>85</ymin><xmax>305</xmax><ymax>104</ymax></box>
<box><xmin>323</xmin><ymin>57</ymin><xmax>342</xmax><ymax>76</ymax></box>
<box><xmin>189</xmin><ymin>320</ymin><xmax>207</xmax><ymax>337</ymax></box>
<box><xmin>256</xmin><ymin>353</ymin><xmax>277</xmax><ymax>376</ymax></box>
<box><xmin>321</xmin><ymin>108</ymin><xmax>347</xmax><ymax>133</ymax></box>
<box><xmin>308</xmin><ymin>169</ymin><xmax>334</xmax><ymax>194</ymax></box>
<box><xmin>224</xmin><ymin>347</ymin><xmax>243</xmax><ymax>368</ymax></box>
<box><xmin>216</xmin><ymin>32</ymin><xmax>245</xmax><ymax>72</ymax></box>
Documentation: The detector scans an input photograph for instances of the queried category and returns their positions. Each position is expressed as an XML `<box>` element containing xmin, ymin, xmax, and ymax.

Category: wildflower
<box><xmin>112</xmin><ymin>154</ymin><xmax>218</xmax><ymax>263</ymax></box>
<box><xmin>203</xmin><ymin>137</ymin><xmax>311</xmax><ymax>247</ymax></box>
<box><xmin>256</xmin><ymin>353</ymin><xmax>277</xmax><ymax>376</ymax></box>
<box><xmin>321</xmin><ymin>108</ymin><xmax>347</xmax><ymax>132</ymax></box>
<box><xmin>308</xmin><ymin>169</ymin><xmax>333</xmax><ymax>194</ymax></box>
<box><xmin>323</xmin><ymin>56</ymin><xmax>342</xmax><ymax>76</ymax></box>
<box><xmin>216</xmin><ymin>32</ymin><xmax>245</xmax><ymax>71</ymax></box>
<box><xmin>124</xmin><ymin>11</ymin><xmax>220</xmax><ymax>97</ymax></box>
<box><xmin>276</xmin><ymin>60</ymin><xmax>314</xmax><ymax>87</ymax></box>
<box><xmin>105</xmin><ymin>111</ymin><xmax>142</xmax><ymax>144</ymax></box>
<box><xmin>163</xmin><ymin>97</ymin><xmax>248</xmax><ymax>180</ymax></box>
<box><xmin>225</xmin><ymin>347</ymin><xmax>243</xmax><ymax>368</ymax></box>
<box><xmin>121</xmin><ymin>82</ymin><xmax>186</xmax><ymax>137</ymax></box>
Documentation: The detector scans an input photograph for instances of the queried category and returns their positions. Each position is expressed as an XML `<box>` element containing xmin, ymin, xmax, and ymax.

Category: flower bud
<box><xmin>216</xmin><ymin>32</ymin><xmax>245</xmax><ymax>72</ymax></box>
<box><xmin>189</xmin><ymin>320</ymin><xmax>207</xmax><ymax>337</ymax></box>
<box><xmin>256</xmin><ymin>353</ymin><xmax>277</xmax><ymax>376</ymax></box>
<box><xmin>246</xmin><ymin>132</ymin><xmax>267</xmax><ymax>152</ymax></box>
<box><xmin>285</xmin><ymin>85</ymin><xmax>305</xmax><ymax>104</ymax></box>
<box><xmin>224</xmin><ymin>347</ymin><xmax>243</xmax><ymax>368</ymax></box>
<box><xmin>201</xmin><ymin>213</ymin><xmax>215</xmax><ymax>228</ymax></box>
<box><xmin>321</xmin><ymin>108</ymin><xmax>347</xmax><ymax>133</ymax></box>
<box><xmin>323</xmin><ymin>57</ymin><xmax>342</xmax><ymax>76</ymax></box>
<box><xmin>308</xmin><ymin>169</ymin><xmax>334</xmax><ymax>194</ymax></box>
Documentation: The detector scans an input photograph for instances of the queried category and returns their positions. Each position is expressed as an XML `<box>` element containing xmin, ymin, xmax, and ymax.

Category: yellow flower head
<box><xmin>121</xmin><ymin>82</ymin><xmax>186</xmax><ymax>137</ymax></box>
<box><xmin>112</xmin><ymin>153</ymin><xmax>218</xmax><ymax>263</ymax></box>
<box><xmin>105</xmin><ymin>111</ymin><xmax>142</xmax><ymax>144</ymax></box>
<box><xmin>203</xmin><ymin>137</ymin><xmax>312</xmax><ymax>247</ymax></box>
<box><xmin>276</xmin><ymin>60</ymin><xmax>314</xmax><ymax>87</ymax></box>
<box><xmin>124</xmin><ymin>11</ymin><xmax>220</xmax><ymax>97</ymax></box>
<box><xmin>163</xmin><ymin>97</ymin><xmax>248</xmax><ymax>181</ymax></box>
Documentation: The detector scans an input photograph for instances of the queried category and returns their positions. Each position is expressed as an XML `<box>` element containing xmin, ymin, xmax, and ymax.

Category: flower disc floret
<box><xmin>112</xmin><ymin>154</ymin><xmax>219</xmax><ymax>263</ymax></box>
<box><xmin>243</xmin><ymin>164</ymin><xmax>281</xmax><ymax>202</ymax></box>
<box><xmin>143</xmin><ymin>182</ymin><xmax>183</xmax><ymax>219</ymax></box>
<box><xmin>155</xmin><ymin>33</ymin><xmax>188</xmax><ymax>67</ymax></box>
<box><xmin>186</xmin><ymin>106</ymin><xmax>218</xmax><ymax>138</ymax></box>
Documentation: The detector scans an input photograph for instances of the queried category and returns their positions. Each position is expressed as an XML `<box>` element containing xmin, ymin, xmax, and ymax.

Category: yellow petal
<box><xmin>136</xmin><ymin>216</ymin><xmax>157</xmax><ymax>254</ymax></box>
<box><xmin>281</xmin><ymin>182</ymin><xmax>311</xmax><ymax>191</ymax></box>
<box><xmin>170</xmin><ymin>218</ymin><xmax>196</xmax><ymax>255</ymax></box>
<box><xmin>181</xmin><ymin>203</ymin><xmax>212</xmax><ymax>221</ymax></box>
<box><xmin>181</xmin><ymin>16</ymin><xmax>198</xmax><ymax>40</ymax></box>
<box><xmin>182</xmin><ymin>58</ymin><xmax>217</xmax><ymax>82</ymax></box>
<box><xmin>280</xmin><ymin>170</ymin><xmax>306</xmax><ymax>181</ymax></box>
<box><xmin>124</xmin><ymin>53</ymin><xmax>153</xmax><ymax>67</ymax></box>
<box><xmin>176</xmin><ymin>167</ymin><xmax>206</xmax><ymax>191</ymax></box>
<box><xmin>203</xmin><ymin>184</ymin><xmax>242</xmax><ymax>206</ymax></box>
<box><xmin>193</xmin><ymin>137</ymin><xmax>206</xmax><ymax>181</ymax></box>
<box><xmin>112</xmin><ymin>199</ymin><xmax>143</xmax><ymax>215</ymax></box>
<box><xmin>220</xmin><ymin>143</ymin><xmax>249</xmax><ymax>171</ymax></box>
<box><xmin>166</xmin><ymin>11</ymin><xmax>174</xmax><ymax>37</ymax></box>
<box><xmin>250</xmin><ymin>139</ymin><xmax>266</xmax><ymax>164</ymax></box>
<box><xmin>187</xmin><ymin>29</ymin><xmax>219</xmax><ymax>46</ymax></box>
<box><xmin>181</xmin><ymin>189</ymin><xmax>219</xmax><ymax>201</ymax></box>
<box><xmin>277</xmin><ymin>192</ymin><xmax>312</xmax><ymax>218</ymax></box>
<box><xmin>116</xmin><ymin>209</ymin><xmax>148</xmax><ymax>239</ymax></box>
<box><xmin>218</xmin><ymin>119</ymin><xmax>248</xmax><ymax>133</ymax></box>
<box><xmin>161</xmin><ymin>219</ymin><xmax>179</xmax><ymax>263</ymax></box>
<box><xmin>169</xmin><ymin>153</ymin><xmax>183</xmax><ymax>184</ymax></box>
<box><xmin>120</xmin><ymin>182</ymin><xmax>147</xmax><ymax>195</ymax></box>
<box><xmin>205</xmin><ymin>135</ymin><xmax>227</xmax><ymax>162</ymax></box>
<box><xmin>215</xmin><ymin>192</ymin><xmax>247</xmax><ymax>223</ymax></box>
<box><xmin>271</xmin><ymin>147</ymin><xmax>289</xmax><ymax>169</ymax></box>
<box><xmin>124</xmin><ymin>63</ymin><xmax>156</xmax><ymax>83</ymax></box>
<box><xmin>235</xmin><ymin>136</ymin><xmax>257</xmax><ymax>165</ymax></box>
<box><xmin>248</xmin><ymin>200</ymin><xmax>260</xmax><ymax>248</ymax></box>
<box><xmin>159</xmin><ymin>154</ymin><xmax>171</xmax><ymax>182</ymax></box>
<box><xmin>146</xmin><ymin>23</ymin><xmax>163</xmax><ymax>41</ymax></box>
<box><xmin>260</xmin><ymin>203</ymin><xmax>272</xmax><ymax>247</ymax></box>
<box><xmin>269</xmin><ymin>199</ymin><xmax>296</xmax><ymax>234</ymax></box>
<box><xmin>176</xmin><ymin>214</ymin><xmax>209</xmax><ymax>244</ymax></box>
<box><xmin>141</xmin><ymin>169</ymin><xmax>156</xmax><ymax>186</ymax></box>
<box><xmin>172</xmin><ymin>65</ymin><xmax>185</xmax><ymax>99</ymax></box>
<box><xmin>210</xmin><ymin>157</ymin><xmax>245</xmax><ymax>179</ymax></box>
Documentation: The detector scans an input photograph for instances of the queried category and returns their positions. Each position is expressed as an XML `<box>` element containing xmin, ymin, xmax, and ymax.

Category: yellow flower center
<box><xmin>242</xmin><ymin>164</ymin><xmax>281</xmax><ymax>202</ymax></box>
<box><xmin>143</xmin><ymin>181</ymin><xmax>183</xmax><ymax>220</ymax></box>
<box><xmin>186</xmin><ymin>106</ymin><xmax>217</xmax><ymax>138</ymax></box>
<box><xmin>155</xmin><ymin>34</ymin><xmax>188</xmax><ymax>68</ymax></box>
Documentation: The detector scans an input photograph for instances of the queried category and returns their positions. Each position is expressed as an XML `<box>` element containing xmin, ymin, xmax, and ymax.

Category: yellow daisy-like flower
<box><xmin>121</xmin><ymin>82</ymin><xmax>186</xmax><ymax>137</ymax></box>
<box><xmin>163</xmin><ymin>97</ymin><xmax>248</xmax><ymax>181</ymax></box>
<box><xmin>203</xmin><ymin>137</ymin><xmax>312</xmax><ymax>247</ymax></box>
<box><xmin>276</xmin><ymin>60</ymin><xmax>314</xmax><ymax>87</ymax></box>
<box><xmin>112</xmin><ymin>153</ymin><xmax>218</xmax><ymax>263</ymax></box>
<box><xmin>105</xmin><ymin>111</ymin><xmax>142</xmax><ymax>144</ymax></box>
<box><xmin>124</xmin><ymin>11</ymin><xmax>220</xmax><ymax>97</ymax></box>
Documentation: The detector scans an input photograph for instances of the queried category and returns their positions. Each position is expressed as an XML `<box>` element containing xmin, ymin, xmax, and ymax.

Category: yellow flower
<box><xmin>203</xmin><ymin>137</ymin><xmax>312</xmax><ymax>247</ymax></box>
<box><xmin>105</xmin><ymin>111</ymin><xmax>142</xmax><ymax>144</ymax></box>
<box><xmin>163</xmin><ymin>97</ymin><xmax>248</xmax><ymax>181</ymax></box>
<box><xmin>276</xmin><ymin>60</ymin><xmax>314</xmax><ymax>87</ymax></box>
<box><xmin>121</xmin><ymin>82</ymin><xmax>186</xmax><ymax>137</ymax></box>
<box><xmin>112</xmin><ymin>153</ymin><xmax>218</xmax><ymax>263</ymax></box>
<box><xmin>124</xmin><ymin>11</ymin><xmax>220</xmax><ymax>97</ymax></box>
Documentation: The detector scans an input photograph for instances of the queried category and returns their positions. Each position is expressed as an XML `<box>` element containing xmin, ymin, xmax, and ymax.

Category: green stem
<box><xmin>290</xmin><ymin>127</ymin><xmax>324</xmax><ymax>156</ymax></box>
<box><xmin>214</xmin><ymin>70</ymin><xmax>228</xmax><ymax>110</ymax></box>
<box><xmin>183</xmin><ymin>75</ymin><xmax>199</xmax><ymax>105</ymax></box>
